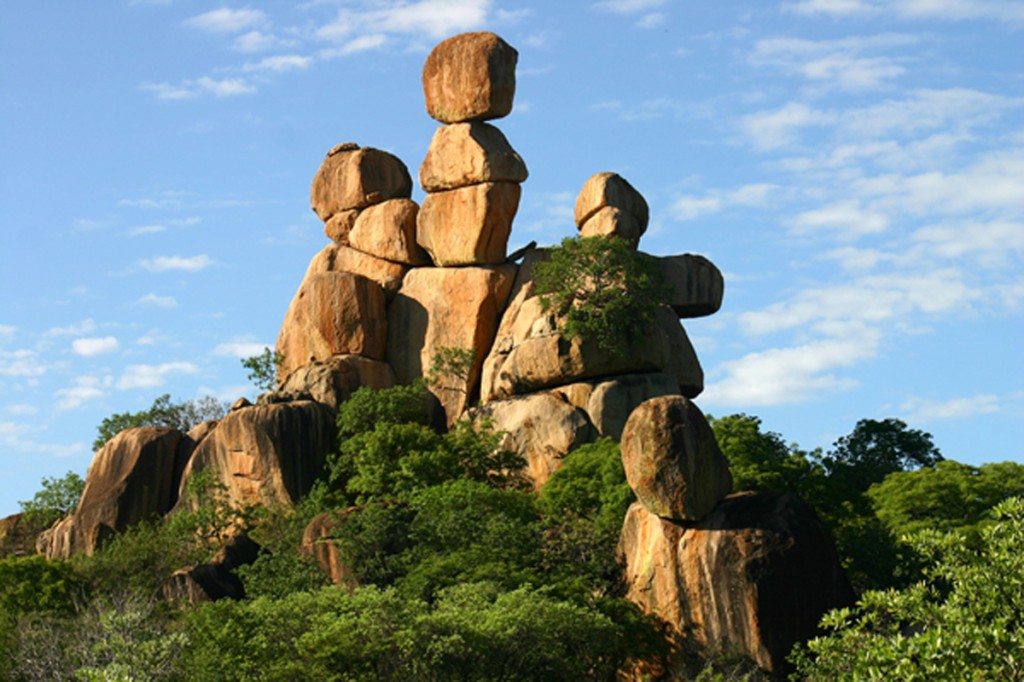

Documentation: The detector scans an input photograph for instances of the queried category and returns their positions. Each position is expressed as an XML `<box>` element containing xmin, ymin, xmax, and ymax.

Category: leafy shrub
<box><xmin>533</xmin><ymin>236</ymin><xmax>669</xmax><ymax>355</ymax></box>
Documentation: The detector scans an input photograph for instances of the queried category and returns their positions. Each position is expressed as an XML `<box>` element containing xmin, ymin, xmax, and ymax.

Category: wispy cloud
<box><xmin>751</xmin><ymin>34</ymin><xmax>916</xmax><ymax>91</ymax></box>
<box><xmin>901</xmin><ymin>393</ymin><xmax>1001</xmax><ymax>422</ymax></box>
<box><xmin>184</xmin><ymin>7</ymin><xmax>267</xmax><ymax>33</ymax></box>
<box><xmin>45</xmin><ymin>319</ymin><xmax>97</xmax><ymax>337</ymax></box>
<box><xmin>783</xmin><ymin>0</ymin><xmax>1024</xmax><ymax>22</ymax></box>
<box><xmin>212</xmin><ymin>340</ymin><xmax>270</xmax><ymax>358</ymax></box>
<box><xmin>791</xmin><ymin>200</ymin><xmax>889</xmax><ymax>238</ymax></box>
<box><xmin>55</xmin><ymin>376</ymin><xmax>109</xmax><ymax>410</ymax></box>
<box><xmin>741</xmin><ymin>102</ymin><xmax>837</xmax><ymax>151</ymax></box>
<box><xmin>0</xmin><ymin>349</ymin><xmax>46</xmax><ymax>378</ymax></box>
<box><xmin>71</xmin><ymin>336</ymin><xmax>119</xmax><ymax>357</ymax></box>
<box><xmin>142</xmin><ymin>76</ymin><xmax>256</xmax><ymax>100</ymax></box>
<box><xmin>117</xmin><ymin>362</ymin><xmax>199</xmax><ymax>390</ymax></box>
<box><xmin>316</xmin><ymin>0</ymin><xmax>492</xmax><ymax>43</ymax></box>
<box><xmin>671</xmin><ymin>183</ymin><xmax>778</xmax><ymax>221</ymax></box>
<box><xmin>139</xmin><ymin>255</ymin><xmax>215</xmax><ymax>273</ymax></box>
<box><xmin>129</xmin><ymin>224</ymin><xmax>166</xmax><ymax>236</ymax></box>
<box><xmin>594</xmin><ymin>0</ymin><xmax>666</xmax><ymax>13</ymax></box>
<box><xmin>136</xmin><ymin>293</ymin><xmax>179</xmax><ymax>308</ymax></box>
<box><xmin>243</xmin><ymin>55</ymin><xmax>312</xmax><ymax>72</ymax></box>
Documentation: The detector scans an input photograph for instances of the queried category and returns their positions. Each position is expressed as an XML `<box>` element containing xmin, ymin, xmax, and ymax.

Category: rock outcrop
<box><xmin>162</xmin><ymin>534</ymin><xmax>264</xmax><ymax>604</ymax></box>
<box><xmin>618</xmin><ymin>493</ymin><xmax>856</xmax><ymax>674</ymax></box>
<box><xmin>38</xmin><ymin>428</ymin><xmax>188</xmax><ymax>558</ymax></box>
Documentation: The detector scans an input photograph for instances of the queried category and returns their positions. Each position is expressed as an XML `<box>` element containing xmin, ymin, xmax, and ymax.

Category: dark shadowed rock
<box><xmin>38</xmin><ymin>428</ymin><xmax>187</xmax><ymax>558</ymax></box>
<box><xmin>163</xmin><ymin>534</ymin><xmax>264</xmax><ymax>603</ymax></box>
<box><xmin>659</xmin><ymin>254</ymin><xmax>725</xmax><ymax>318</ymax></box>
<box><xmin>618</xmin><ymin>493</ymin><xmax>856</xmax><ymax>675</ymax></box>
<box><xmin>422</xmin><ymin>32</ymin><xmax>517</xmax><ymax>123</ymax></box>
<box><xmin>621</xmin><ymin>395</ymin><xmax>732</xmax><ymax>521</ymax></box>
<box><xmin>552</xmin><ymin>372</ymin><xmax>681</xmax><ymax>441</ymax></box>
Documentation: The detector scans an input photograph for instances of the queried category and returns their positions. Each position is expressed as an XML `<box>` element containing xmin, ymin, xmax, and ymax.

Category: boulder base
<box><xmin>618</xmin><ymin>493</ymin><xmax>856</xmax><ymax>674</ymax></box>
<box><xmin>349</xmin><ymin>199</ymin><xmax>430</xmax><ymax>266</ymax></box>
<box><xmin>417</xmin><ymin>182</ymin><xmax>521</xmax><ymax>266</ymax></box>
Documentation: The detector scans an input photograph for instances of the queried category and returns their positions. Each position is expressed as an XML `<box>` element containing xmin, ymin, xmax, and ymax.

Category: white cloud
<box><xmin>184</xmin><ymin>8</ymin><xmax>266</xmax><ymax>33</ymax></box>
<box><xmin>0</xmin><ymin>325</ymin><xmax>15</xmax><ymax>339</ymax></box>
<box><xmin>213</xmin><ymin>341</ymin><xmax>270</xmax><ymax>358</ymax></box>
<box><xmin>72</xmin><ymin>336</ymin><xmax>119</xmax><ymax>357</ymax></box>
<box><xmin>197</xmin><ymin>77</ymin><xmax>256</xmax><ymax>97</ymax></box>
<box><xmin>594</xmin><ymin>0</ymin><xmax>666</xmax><ymax>13</ymax></box>
<box><xmin>129</xmin><ymin>225</ymin><xmax>166</xmax><ymax>236</ymax></box>
<box><xmin>139</xmin><ymin>255</ymin><xmax>214</xmax><ymax>273</ymax></box>
<box><xmin>784</xmin><ymin>0</ymin><xmax>1024</xmax><ymax>22</ymax></box>
<box><xmin>117</xmin><ymin>362</ymin><xmax>199</xmax><ymax>390</ymax></box>
<box><xmin>6</xmin><ymin>404</ymin><xmax>37</xmax><ymax>416</ymax></box>
<box><xmin>741</xmin><ymin>103</ymin><xmax>837</xmax><ymax>151</ymax></box>
<box><xmin>821</xmin><ymin>246</ymin><xmax>893</xmax><ymax>271</ymax></box>
<box><xmin>671</xmin><ymin>183</ymin><xmax>778</xmax><ymax>221</ymax></box>
<box><xmin>136</xmin><ymin>293</ymin><xmax>179</xmax><ymax>308</ymax></box>
<box><xmin>316</xmin><ymin>0</ymin><xmax>491</xmax><ymax>44</ymax></box>
<box><xmin>46</xmin><ymin>319</ymin><xmax>97</xmax><ymax>337</ymax></box>
<box><xmin>901</xmin><ymin>394</ymin><xmax>1000</xmax><ymax>422</ymax></box>
<box><xmin>244</xmin><ymin>55</ymin><xmax>312</xmax><ymax>72</ymax></box>
<box><xmin>791</xmin><ymin>200</ymin><xmax>890</xmax><ymax>238</ymax></box>
<box><xmin>55</xmin><ymin>376</ymin><xmax>108</xmax><ymax>410</ymax></box>
<box><xmin>751</xmin><ymin>35</ymin><xmax>915</xmax><ymax>91</ymax></box>
<box><xmin>233</xmin><ymin>30</ymin><xmax>285</xmax><ymax>53</ymax></box>
<box><xmin>0</xmin><ymin>350</ymin><xmax>46</xmax><ymax>377</ymax></box>
<box><xmin>0</xmin><ymin>421</ymin><xmax>84</xmax><ymax>458</ymax></box>
<box><xmin>911</xmin><ymin>219</ymin><xmax>1024</xmax><ymax>267</ymax></box>
<box><xmin>636</xmin><ymin>12</ymin><xmax>666</xmax><ymax>28</ymax></box>
<box><xmin>142</xmin><ymin>77</ymin><xmax>256</xmax><ymax>100</ymax></box>
<box><xmin>702</xmin><ymin>335</ymin><xmax>878</xmax><ymax>406</ymax></box>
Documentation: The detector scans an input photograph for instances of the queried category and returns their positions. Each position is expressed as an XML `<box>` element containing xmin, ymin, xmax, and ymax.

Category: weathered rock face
<box><xmin>162</xmin><ymin>534</ymin><xmax>263</xmax><ymax>604</ymax></box>
<box><xmin>176</xmin><ymin>401</ymin><xmax>336</xmax><ymax>511</ymax></box>
<box><xmin>659</xmin><ymin>254</ymin><xmax>725</xmax><ymax>318</ymax></box>
<box><xmin>471</xmin><ymin>392</ymin><xmax>597</xmax><ymax>489</ymax></box>
<box><xmin>324</xmin><ymin>208</ymin><xmax>360</xmax><ymax>244</ymax></box>
<box><xmin>262</xmin><ymin>354</ymin><xmax>395</xmax><ymax>411</ymax></box>
<box><xmin>276</xmin><ymin>271</ymin><xmax>388</xmax><ymax>378</ymax></box>
<box><xmin>420</xmin><ymin>122</ymin><xmax>528</xmax><ymax>192</ymax></box>
<box><xmin>0</xmin><ymin>513</ymin><xmax>45</xmax><ymax>558</ymax></box>
<box><xmin>553</xmin><ymin>372</ymin><xmax>681</xmax><ymax>441</ymax></box>
<box><xmin>387</xmin><ymin>265</ymin><xmax>516</xmax><ymax>423</ymax></box>
<box><xmin>301</xmin><ymin>510</ymin><xmax>357</xmax><ymax>589</ymax></box>
<box><xmin>310</xmin><ymin>144</ymin><xmax>412</xmax><ymax>221</ymax></box>
<box><xmin>574</xmin><ymin>172</ymin><xmax>649</xmax><ymax>234</ymax></box>
<box><xmin>416</xmin><ymin>182</ymin><xmax>521</xmax><ymax>266</ymax></box>
<box><xmin>304</xmin><ymin>242</ymin><xmax>409</xmax><ymax>297</ymax></box>
<box><xmin>349</xmin><ymin>199</ymin><xmax>430</xmax><ymax>266</ymax></box>
<box><xmin>422</xmin><ymin>32</ymin><xmax>518</xmax><ymax>123</ymax></box>
<box><xmin>578</xmin><ymin>206</ymin><xmax>644</xmax><ymax>245</ymax></box>
<box><xmin>621</xmin><ymin>395</ymin><xmax>732</xmax><ymax>521</ymax></box>
<box><xmin>618</xmin><ymin>493</ymin><xmax>856</xmax><ymax>674</ymax></box>
<box><xmin>38</xmin><ymin>428</ymin><xmax>187</xmax><ymax>558</ymax></box>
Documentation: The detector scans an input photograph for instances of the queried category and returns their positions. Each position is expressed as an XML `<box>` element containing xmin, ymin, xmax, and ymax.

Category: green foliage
<box><xmin>0</xmin><ymin>555</ymin><xmax>84</xmax><ymax>617</ymax></box>
<box><xmin>792</xmin><ymin>497</ymin><xmax>1024</xmax><ymax>680</ymax></box>
<box><xmin>336</xmin><ymin>382</ymin><xmax>435</xmax><ymax>439</ymax></box>
<box><xmin>242</xmin><ymin>347</ymin><xmax>285</xmax><ymax>392</ymax></box>
<box><xmin>708</xmin><ymin>414</ymin><xmax>824</xmax><ymax>494</ymax></box>
<box><xmin>18</xmin><ymin>470</ymin><xmax>85</xmax><ymax>528</ymax></box>
<box><xmin>92</xmin><ymin>394</ymin><xmax>228</xmax><ymax>452</ymax></box>
<box><xmin>823</xmin><ymin>417</ymin><xmax>942</xmax><ymax>493</ymax></box>
<box><xmin>424</xmin><ymin>346</ymin><xmax>475</xmax><ymax>396</ymax></box>
<box><xmin>867</xmin><ymin>459</ymin><xmax>1024</xmax><ymax>540</ymax></box>
<box><xmin>534</xmin><ymin>235</ymin><xmax>669</xmax><ymax>355</ymax></box>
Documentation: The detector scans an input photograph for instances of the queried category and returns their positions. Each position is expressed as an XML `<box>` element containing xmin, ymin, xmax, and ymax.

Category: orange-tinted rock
<box><xmin>324</xmin><ymin>208</ymin><xmax>360</xmax><ymax>244</ymax></box>
<box><xmin>349</xmin><ymin>199</ymin><xmax>430</xmax><ymax>266</ymax></box>
<box><xmin>0</xmin><ymin>513</ymin><xmax>46</xmax><ymax>558</ymax></box>
<box><xmin>276</xmin><ymin>271</ymin><xmax>388</xmax><ymax>378</ymax></box>
<box><xmin>162</xmin><ymin>534</ymin><xmax>263</xmax><ymax>604</ymax></box>
<box><xmin>304</xmin><ymin>242</ymin><xmax>409</xmax><ymax>297</ymax></box>
<box><xmin>621</xmin><ymin>395</ymin><xmax>732</xmax><ymax>521</ymax></box>
<box><xmin>618</xmin><ymin>493</ymin><xmax>856</xmax><ymax>674</ymax></box>
<box><xmin>386</xmin><ymin>265</ymin><xmax>516</xmax><ymax>423</ymax></box>
<box><xmin>553</xmin><ymin>372</ymin><xmax>681</xmax><ymax>441</ymax></box>
<box><xmin>262</xmin><ymin>354</ymin><xmax>395</xmax><ymax>410</ymax></box>
<box><xmin>419</xmin><ymin>122</ymin><xmax>528</xmax><ymax>192</ymax></box>
<box><xmin>471</xmin><ymin>392</ymin><xmax>597</xmax><ymax>489</ymax></box>
<box><xmin>579</xmin><ymin>206</ymin><xmax>643</xmax><ymax>246</ymax></box>
<box><xmin>37</xmin><ymin>428</ymin><xmax>186</xmax><ymax>558</ymax></box>
<box><xmin>659</xmin><ymin>254</ymin><xmax>725</xmax><ymax>318</ymax></box>
<box><xmin>574</xmin><ymin>172</ymin><xmax>649</xmax><ymax>232</ymax></box>
<box><xmin>301</xmin><ymin>510</ymin><xmax>356</xmax><ymax>589</ymax></box>
<box><xmin>422</xmin><ymin>32</ymin><xmax>518</xmax><ymax>123</ymax></box>
<box><xmin>175</xmin><ymin>401</ymin><xmax>335</xmax><ymax>511</ymax></box>
<box><xmin>417</xmin><ymin>182</ymin><xmax>521</xmax><ymax>266</ymax></box>
<box><xmin>310</xmin><ymin>144</ymin><xmax>412</xmax><ymax>221</ymax></box>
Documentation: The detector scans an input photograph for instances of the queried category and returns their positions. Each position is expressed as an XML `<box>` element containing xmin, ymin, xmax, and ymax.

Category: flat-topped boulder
<box><xmin>659</xmin><ymin>254</ymin><xmax>725</xmax><ymax>318</ymax></box>
<box><xmin>620</xmin><ymin>395</ymin><xmax>732</xmax><ymax>521</ymax></box>
<box><xmin>422</xmin><ymin>32</ymin><xmax>518</xmax><ymax>123</ymax></box>
<box><xmin>311</xmin><ymin>144</ymin><xmax>412</xmax><ymax>221</ymax></box>
<box><xmin>420</xmin><ymin>122</ymin><xmax>528</xmax><ymax>192</ymax></box>
<box><xmin>261</xmin><ymin>354</ymin><xmax>395</xmax><ymax>410</ymax></box>
<box><xmin>574</xmin><ymin>172</ymin><xmax>649</xmax><ymax>234</ymax></box>
<box><xmin>276</xmin><ymin>271</ymin><xmax>388</xmax><ymax>378</ymax></box>
<box><xmin>417</xmin><ymin>182</ymin><xmax>521</xmax><ymax>266</ymax></box>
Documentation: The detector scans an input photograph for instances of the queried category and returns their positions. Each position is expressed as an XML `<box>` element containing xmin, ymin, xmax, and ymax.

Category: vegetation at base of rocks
<box><xmin>534</xmin><ymin>235</ymin><xmax>670</xmax><ymax>355</ymax></box>
<box><xmin>18</xmin><ymin>470</ymin><xmax>85</xmax><ymax>528</ymax></box>
<box><xmin>790</xmin><ymin>496</ymin><xmax>1024</xmax><ymax>679</ymax></box>
<box><xmin>92</xmin><ymin>394</ymin><xmax>229</xmax><ymax>452</ymax></box>
<box><xmin>241</xmin><ymin>347</ymin><xmax>285</xmax><ymax>392</ymax></box>
<box><xmin>424</xmin><ymin>346</ymin><xmax>475</xmax><ymax>395</ymax></box>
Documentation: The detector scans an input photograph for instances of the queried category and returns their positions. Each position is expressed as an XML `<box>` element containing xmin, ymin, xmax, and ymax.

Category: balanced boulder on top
<box><xmin>422</xmin><ymin>32</ymin><xmax>518</xmax><ymax>123</ymax></box>
<box><xmin>310</xmin><ymin>144</ymin><xmax>412</xmax><ymax>222</ymax></box>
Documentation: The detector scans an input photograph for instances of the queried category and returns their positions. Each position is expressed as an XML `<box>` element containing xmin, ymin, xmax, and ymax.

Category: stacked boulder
<box><xmin>616</xmin><ymin>396</ymin><xmax>854</xmax><ymax>674</ymax></box>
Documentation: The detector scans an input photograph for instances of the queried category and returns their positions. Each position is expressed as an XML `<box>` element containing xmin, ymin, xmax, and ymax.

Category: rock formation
<box><xmin>25</xmin><ymin>29</ymin><xmax>856</xmax><ymax>678</ymax></box>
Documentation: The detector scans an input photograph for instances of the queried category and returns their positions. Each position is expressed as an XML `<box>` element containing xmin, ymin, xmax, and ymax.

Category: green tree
<box><xmin>792</xmin><ymin>497</ymin><xmax>1024</xmax><ymax>680</ymax></box>
<box><xmin>92</xmin><ymin>394</ymin><xmax>228</xmax><ymax>452</ymax></box>
<box><xmin>18</xmin><ymin>470</ymin><xmax>85</xmax><ymax>528</ymax></box>
<box><xmin>533</xmin><ymin>236</ymin><xmax>669</xmax><ymax>355</ymax></box>
<box><xmin>707</xmin><ymin>414</ymin><xmax>825</xmax><ymax>495</ymax></box>
<box><xmin>241</xmin><ymin>347</ymin><xmax>285</xmax><ymax>392</ymax></box>
<box><xmin>823</xmin><ymin>417</ymin><xmax>942</xmax><ymax>493</ymax></box>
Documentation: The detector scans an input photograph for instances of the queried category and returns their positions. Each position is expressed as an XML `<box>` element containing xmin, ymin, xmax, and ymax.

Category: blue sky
<box><xmin>2</xmin><ymin>0</ymin><xmax>1021</xmax><ymax>516</ymax></box>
